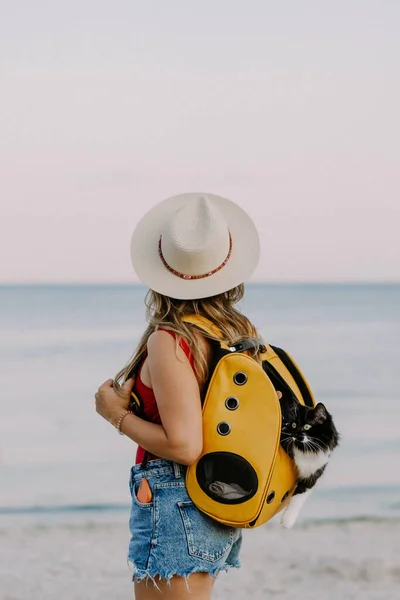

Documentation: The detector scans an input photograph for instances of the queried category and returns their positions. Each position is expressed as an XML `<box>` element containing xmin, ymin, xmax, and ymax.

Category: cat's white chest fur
<box><xmin>281</xmin><ymin>448</ymin><xmax>331</xmax><ymax>530</ymax></box>
<box><xmin>292</xmin><ymin>447</ymin><xmax>330</xmax><ymax>478</ymax></box>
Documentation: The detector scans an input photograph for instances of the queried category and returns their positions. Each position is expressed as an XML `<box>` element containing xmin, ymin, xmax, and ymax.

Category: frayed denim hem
<box><xmin>127</xmin><ymin>557</ymin><xmax>241</xmax><ymax>590</ymax></box>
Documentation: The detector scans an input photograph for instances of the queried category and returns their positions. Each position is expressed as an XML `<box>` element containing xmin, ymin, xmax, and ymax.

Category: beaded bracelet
<box><xmin>116</xmin><ymin>410</ymin><xmax>133</xmax><ymax>435</ymax></box>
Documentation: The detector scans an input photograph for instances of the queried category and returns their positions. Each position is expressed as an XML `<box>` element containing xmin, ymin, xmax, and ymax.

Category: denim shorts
<box><xmin>127</xmin><ymin>459</ymin><xmax>242</xmax><ymax>584</ymax></box>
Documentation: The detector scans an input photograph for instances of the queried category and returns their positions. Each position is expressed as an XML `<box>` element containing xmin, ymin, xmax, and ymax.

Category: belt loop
<box><xmin>173</xmin><ymin>462</ymin><xmax>181</xmax><ymax>479</ymax></box>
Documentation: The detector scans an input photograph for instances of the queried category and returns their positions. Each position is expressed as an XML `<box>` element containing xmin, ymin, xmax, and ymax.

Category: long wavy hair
<box><xmin>114</xmin><ymin>284</ymin><xmax>262</xmax><ymax>389</ymax></box>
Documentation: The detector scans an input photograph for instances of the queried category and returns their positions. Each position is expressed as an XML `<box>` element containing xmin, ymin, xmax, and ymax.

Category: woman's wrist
<box><xmin>118</xmin><ymin>410</ymin><xmax>135</xmax><ymax>435</ymax></box>
<box><xmin>109</xmin><ymin>408</ymin><xmax>130</xmax><ymax>429</ymax></box>
<box><xmin>115</xmin><ymin>409</ymin><xmax>133</xmax><ymax>434</ymax></box>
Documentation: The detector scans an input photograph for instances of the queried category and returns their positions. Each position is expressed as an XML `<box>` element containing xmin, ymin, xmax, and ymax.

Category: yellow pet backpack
<box><xmin>181</xmin><ymin>315</ymin><xmax>315</xmax><ymax>529</ymax></box>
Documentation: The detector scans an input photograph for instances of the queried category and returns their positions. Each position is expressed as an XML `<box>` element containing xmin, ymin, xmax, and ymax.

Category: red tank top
<box><xmin>134</xmin><ymin>330</ymin><xmax>194</xmax><ymax>464</ymax></box>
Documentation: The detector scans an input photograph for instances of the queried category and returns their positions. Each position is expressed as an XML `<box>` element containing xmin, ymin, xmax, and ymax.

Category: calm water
<box><xmin>1</xmin><ymin>284</ymin><xmax>399</xmax><ymax>529</ymax></box>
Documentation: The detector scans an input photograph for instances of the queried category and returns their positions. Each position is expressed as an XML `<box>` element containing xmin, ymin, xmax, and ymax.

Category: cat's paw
<box><xmin>281</xmin><ymin>509</ymin><xmax>297</xmax><ymax>529</ymax></box>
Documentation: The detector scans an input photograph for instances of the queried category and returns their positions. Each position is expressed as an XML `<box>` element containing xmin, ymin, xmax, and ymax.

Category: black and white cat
<box><xmin>279</xmin><ymin>393</ymin><xmax>339</xmax><ymax>528</ymax></box>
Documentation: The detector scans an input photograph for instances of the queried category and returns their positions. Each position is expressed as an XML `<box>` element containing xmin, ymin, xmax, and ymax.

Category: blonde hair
<box><xmin>114</xmin><ymin>284</ymin><xmax>261</xmax><ymax>388</ymax></box>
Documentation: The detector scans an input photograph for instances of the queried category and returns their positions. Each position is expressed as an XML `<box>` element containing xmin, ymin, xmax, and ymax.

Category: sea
<box><xmin>1</xmin><ymin>283</ymin><xmax>400</xmax><ymax>531</ymax></box>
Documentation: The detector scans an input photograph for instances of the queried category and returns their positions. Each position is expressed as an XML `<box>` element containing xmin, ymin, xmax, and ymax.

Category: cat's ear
<box><xmin>310</xmin><ymin>403</ymin><xmax>328</xmax><ymax>424</ymax></box>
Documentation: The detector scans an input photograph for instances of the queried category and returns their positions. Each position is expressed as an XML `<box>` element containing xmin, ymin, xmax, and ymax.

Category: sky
<box><xmin>0</xmin><ymin>0</ymin><xmax>399</xmax><ymax>283</ymax></box>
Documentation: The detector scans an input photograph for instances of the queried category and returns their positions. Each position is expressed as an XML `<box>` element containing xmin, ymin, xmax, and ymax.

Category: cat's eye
<box><xmin>304</xmin><ymin>424</ymin><xmax>311</xmax><ymax>431</ymax></box>
<box><xmin>291</xmin><ymin>423</ymin><xmax>297</xmax><ymax>429</ymax></box>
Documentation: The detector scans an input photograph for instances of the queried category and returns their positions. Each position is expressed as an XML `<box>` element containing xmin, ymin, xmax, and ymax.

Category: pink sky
<box><xmin>1</xmin><ymin>1</ymin><xmax>399</xmax><ymax>283</ymax></box>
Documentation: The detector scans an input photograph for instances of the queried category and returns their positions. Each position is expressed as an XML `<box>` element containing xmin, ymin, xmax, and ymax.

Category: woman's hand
<box><xmin>95</xmin><ymin>378</ymin><xmax>134</xmax><ymax>427</ymax></box>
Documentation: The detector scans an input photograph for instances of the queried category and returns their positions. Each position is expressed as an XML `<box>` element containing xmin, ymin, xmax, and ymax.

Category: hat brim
<box><xmin>130</xmin><ymin>192</ymin><xmax>260</xmax><ymax>300</ymax></box>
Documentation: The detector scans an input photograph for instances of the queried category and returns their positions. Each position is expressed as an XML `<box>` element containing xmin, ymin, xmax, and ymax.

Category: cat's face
<box><xmin>280</xmin><ymin>401</ymin><xmax>338</xmax><ymax>453</ymax></box>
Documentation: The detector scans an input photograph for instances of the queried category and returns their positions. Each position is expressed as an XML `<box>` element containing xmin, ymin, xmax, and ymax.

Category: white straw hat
<box><xmin>130</xmin><ymin>192</ymin><xmax>260</xmax><ymax>300</ymax></box>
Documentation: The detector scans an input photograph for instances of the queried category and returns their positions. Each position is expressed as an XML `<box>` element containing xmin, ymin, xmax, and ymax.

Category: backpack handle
<box><xmin>182</xmin><ymin>314</ymin><xmax>266</xmax><ymax>354</ymax></box>
<box><xmin>181</xmin><ymin>314</ymin><xmax>223</xmax><ymax>339</ymax></box>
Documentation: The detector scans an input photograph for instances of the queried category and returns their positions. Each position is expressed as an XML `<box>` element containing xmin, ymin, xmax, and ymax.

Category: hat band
<box><xmin>158</xmin><ymin>232</ymin><xmax>232</xmax><ymax>280</ymax></box>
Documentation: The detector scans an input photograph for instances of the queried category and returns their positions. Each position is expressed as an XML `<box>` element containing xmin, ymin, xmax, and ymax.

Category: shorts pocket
<box><xmin>178</xmin><ymin>501</ymin><xmax>234</xmax><ymax>562</ymax></box>
<box><xmin>130</xmin><ymin>478</ymin><xmax>154</xmax><ymax>508</ymax></box>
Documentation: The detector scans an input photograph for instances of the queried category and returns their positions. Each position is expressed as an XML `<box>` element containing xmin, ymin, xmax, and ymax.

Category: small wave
<box><xmin>0</xmin><ymin>502</ymin><xmax>129</xmax><ymax>516</ymax></box>
<box><xmin>1</xmin><ymin>503</ymin><xmax>399</xmax><ymax>528</ymax></box>
<box><xmin>300</xmin><ymin>514</ymin><xmax>400</xmax><ymax>527</ymax></box>
<box><xmin>0</xmin><ymin>328</ymin><xmax>139</xmax><ymax>348</ymax></box>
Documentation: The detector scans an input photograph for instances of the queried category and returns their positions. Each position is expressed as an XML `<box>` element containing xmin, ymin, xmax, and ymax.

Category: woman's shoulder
<box><xmin>146</xmin><ymin>328</ymin><xmax>193</xmax><ymax>358</ymax></box>
<box><xmin>147</xmin><ymin>328</ymin><xmax>177</xmax><ymax>351</ymax></box>
<box><xmin>147</xmin><ymin>326</ymin><xmax>210</xmax><ymax>367</ymax></box>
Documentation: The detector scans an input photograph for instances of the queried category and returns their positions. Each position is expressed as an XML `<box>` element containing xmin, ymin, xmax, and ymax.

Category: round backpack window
<box><xmin>233</xmin><ymin>371</ymin><xmax>248</xmax><ymax>386</ymax></box>
<box><xmin>217</xmin><ymin>422</ymin><xmax>231</xmax><ymax>436</ymax></box>
<box><xmin>225</xmin><ymin>397</ymin><xmax>240</xmax><ymax>410</ymax></box>
<box><xmin>266</xmin><ymin>491</ymin><xmax>275</xmax><ymax>504</ymax></box>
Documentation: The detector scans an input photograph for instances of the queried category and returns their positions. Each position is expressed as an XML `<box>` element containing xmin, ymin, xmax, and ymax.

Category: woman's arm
<box><xmin>95</xmin><ymin>330</ymin><xmax>203</xmax><ymax>465</ymax></box>
<box><xmin>122</xmin><ymin>330</ymin><xmax>203</xmax><ymax>464</ymax></box>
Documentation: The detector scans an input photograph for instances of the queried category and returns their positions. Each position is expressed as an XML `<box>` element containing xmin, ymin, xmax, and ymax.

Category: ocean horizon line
<box><xmin>1</xmin><ymin>281</ymin><xmax>399</xmax><ymax>288</ymax></box>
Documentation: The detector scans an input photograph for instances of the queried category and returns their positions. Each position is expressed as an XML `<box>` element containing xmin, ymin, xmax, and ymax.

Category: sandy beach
<box><xmin>1</xmin><ymin>518</ymin><xmax>399</xmax><ymax>600</ymax></box>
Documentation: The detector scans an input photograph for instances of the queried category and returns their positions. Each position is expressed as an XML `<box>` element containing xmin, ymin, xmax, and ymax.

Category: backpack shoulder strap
<box><xmin>261</xmin><ymin>343</ymin><xmax>315</xmax><ymax>408</ymax></box>
<box><xmin>269</xmin><ymin>344</ymin><xmax>315</xmax><ymax>407</ymax></box>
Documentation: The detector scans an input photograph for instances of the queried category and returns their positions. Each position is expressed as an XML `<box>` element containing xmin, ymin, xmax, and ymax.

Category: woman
<box><xmin>95</xmin><ymin>193</ymin><xmax>261</xmax><ymax>599</ymax></box>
